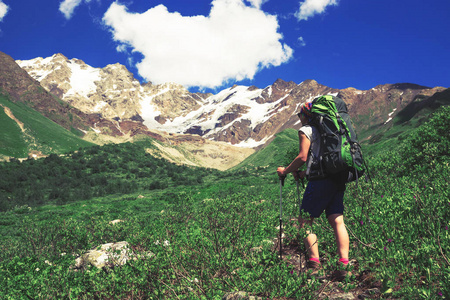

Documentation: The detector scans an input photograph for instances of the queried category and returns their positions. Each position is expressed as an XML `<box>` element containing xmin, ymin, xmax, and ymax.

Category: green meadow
<box><xmin>0</xmin><ymin>106</ymin><xmax>448</xmax><ymax>299</ymax></box>
<box><xmin>0</xmin><ymin>94</ymin><xmax>93</xmax><ymax>158</ymax></box>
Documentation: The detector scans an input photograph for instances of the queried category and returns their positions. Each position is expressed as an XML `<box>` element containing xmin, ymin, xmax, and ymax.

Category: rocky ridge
<box><xmin>0</xmin><ymin>52</ymin><xmax>90</xmax><ymax>133</ymax></box>
<box><xmin>14</xmin><ymin>53</ymin><xmax>447</xmax><ymax>150</ymax></box>
<box><xmin>17</xmin><ymin>53</ymin><xmax>211</xmax><ymax>129</ymax></box>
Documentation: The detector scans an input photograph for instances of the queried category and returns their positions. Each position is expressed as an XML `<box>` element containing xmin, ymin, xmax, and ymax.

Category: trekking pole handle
<box><xmin>279</xmin><ymin>174</ymin><xmax>286</xmax><ymax>186</ymax></box>
<box><xmin>293</xmin><ymin>170</ymin><xmax>306</xmax><ymax>189</ymax></box>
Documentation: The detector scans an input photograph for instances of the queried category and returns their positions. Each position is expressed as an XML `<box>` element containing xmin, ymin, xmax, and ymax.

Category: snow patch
<box><xmin>140</xmin><ymin>94</ymin><xmax>164</xmax><ymax>129</ymax></box>
<box><xmin>93</xmin><ymin>101</ymin><xmax>109</xmax><ymax>112</ymax></box>
<box><xmin>384</xmin><ymin>108</ymin><xmax>398</xmax><ymax>125</ymax></box>
<box><xmin>91</xmin><ymin>126</ymin><xmax>101</xmax><ymax>134</ymax></box>
<box><xmin>66</xmin><ymin>61</ymin><xmax>101</xmax><ymax>98</ymax></box>
<box><xmin>266</xmin><ymin>86</ymin><xmax>273</xmax><ymax>98</ymax></box>
<box><xmin>388</xmin><ymin>108</ymin><xmax>397</xmax><ymax>117</ymax></box>
<box><xmin>236</xmin><ymin>135</ymin><xmax>273</xmax><ymax>148</ymax></box>
<box><xmin>17</xmin><ymin>57</ymin><xmax>60</xmax><ymax>81</ymax></box>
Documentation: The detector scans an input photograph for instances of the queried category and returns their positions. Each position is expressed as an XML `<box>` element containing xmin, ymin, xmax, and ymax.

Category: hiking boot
<box><xmin>330</xmin><ymin>269</ymin><xmax>352</xmax><ymax>282</ymax></box>
<box><xmin>306</xmin><ymin>260</ymin><xmax>322</xmax><ymax>278</ymax></box>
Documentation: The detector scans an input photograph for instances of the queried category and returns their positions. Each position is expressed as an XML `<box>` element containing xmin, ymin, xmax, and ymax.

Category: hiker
<box><xmin>276</xmin><ymin>101</ymin><xmax>351</xmax><ymax>281</ymax></box>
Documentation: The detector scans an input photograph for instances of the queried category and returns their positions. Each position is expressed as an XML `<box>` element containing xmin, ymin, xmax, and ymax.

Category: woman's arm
<box><xmin>277</xmin><ymin>131</ymin><xmax>311</xmax><ymax>177</ymax></box>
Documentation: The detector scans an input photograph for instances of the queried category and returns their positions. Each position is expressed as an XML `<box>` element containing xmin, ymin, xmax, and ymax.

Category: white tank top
<box><xmin>299</xmin><ymin>125</ymin><xmax>320</xmax><ymax>174</ymax></box>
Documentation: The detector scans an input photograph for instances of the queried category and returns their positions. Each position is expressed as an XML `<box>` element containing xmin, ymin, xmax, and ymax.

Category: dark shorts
<box><xmin>300</xmin><ymin>178</ymin><xmax>345</xmax><ymax>218</ymax></box>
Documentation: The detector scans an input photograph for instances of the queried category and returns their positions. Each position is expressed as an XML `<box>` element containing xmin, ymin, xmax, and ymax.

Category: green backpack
<box><xmin>304</xmin><ymin>95</ymin><xmax>366</xmax><ymax>182</ymax></box>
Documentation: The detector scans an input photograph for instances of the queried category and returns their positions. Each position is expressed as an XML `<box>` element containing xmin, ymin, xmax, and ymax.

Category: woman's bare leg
<box><xmin>327</xmin><ymin>213</ymin><xmax>349</xmax><ymax>259</ymax></box>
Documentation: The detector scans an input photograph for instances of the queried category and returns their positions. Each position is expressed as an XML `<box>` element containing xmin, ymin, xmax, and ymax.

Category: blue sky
<box><xmin>0</xmin><ymin>0</ymin><xmax>449</xmax><ymax>93</ymax></box>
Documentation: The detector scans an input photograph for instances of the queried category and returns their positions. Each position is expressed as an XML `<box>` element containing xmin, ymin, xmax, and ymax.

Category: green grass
<box><xmin>0</xmin><ymin>94</ymin><xmax>94</xmax><ymax>158</ymax></box>
<box><xmin>0</xmin><ymin>106</ymin><xmax>448</xmax><ymax>299</ymax></box>
<box><xmin>0</xmin><ymin>103</ymin><xmax>28</xmax><ymax>157</ymax></box>
<box><xmin>0</xmin><ymin>160</ymin><xmax>448</xmax><ymax>299</ymax></box>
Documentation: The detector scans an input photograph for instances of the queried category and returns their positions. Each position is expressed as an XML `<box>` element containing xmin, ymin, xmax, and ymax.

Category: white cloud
<box><xmin>0</xmin><ymin>1</ymin><xmax>9</xmax><ymax>21</ymax></box>
<box><xmin>103</xmin><ymin>0</ymin><xmax>293</xmax><ymax>89</ymax></box>
<box><xmin>59</xmin><ymin>0</ymin><xmax>91</xmax><ymax>20</ymax></box>
<box><xmin>116</xmin><ymin>44</ymin><xmax>127</xmax><ymax>53</ymax></box>
<box><xmin>298</xmin><ymin>36</ymin><xmax>306</xmax><ymax>47</ymax></box>
<box><xmin>245</xmin><ymin>0</ymin><xmax>268</xmax><ymax>9</ymax></box>
<box><xmin>296</xmin><ymin>0</ymin><xmax>338</xmax><ymax>21</ymax></box>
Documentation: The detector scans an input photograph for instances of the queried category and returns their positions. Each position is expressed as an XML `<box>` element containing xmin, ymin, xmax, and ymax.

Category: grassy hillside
<box><xmin>232</xmin><ymin>128</ymin><xmax>299</xmax><ymax>172</ymax></box>
<box><xmin>359</xmin><ymin>88</ymin><xmax>450</xmax><ymax>155</ymax></box>
<box><xmin>0</xmin><ymin>94</ymin><xmax>94</xmax><ymax>158</ymax></box>
<box><xmin>0</xmin><ymin>106</ymin><xmax>448</xmax><ymax>298</ymax></box>
<box><xmin>0</xmin><ymin>101</ymin><xmax>28</xmax><ymax>157</ymax></box>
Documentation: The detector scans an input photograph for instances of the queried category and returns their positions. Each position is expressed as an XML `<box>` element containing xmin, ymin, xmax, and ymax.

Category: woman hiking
<box><xmin>276</xmin><ymin>101</ymin><xmax>351</xmax><ymax>281</ymax></box>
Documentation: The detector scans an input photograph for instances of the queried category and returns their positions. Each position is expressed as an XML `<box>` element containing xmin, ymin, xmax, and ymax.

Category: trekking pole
<box><xmin>279</xmin><ymin>175</ymin><xmax>286</xmax><ymax>259</ymax></box>
<box><xmin>296</xmin><ymin>179</ymin><xmax>301</xmax><ymax>216</ymax></box>
<box><xmin>295</xmin><ymin>170</ymin><xmax>305</xmax><ymax>215</ymax></box>
<box><xmin>295</xmin><ymin>174</ymin><xmax>305</xmax><ymax>272</ymax></box>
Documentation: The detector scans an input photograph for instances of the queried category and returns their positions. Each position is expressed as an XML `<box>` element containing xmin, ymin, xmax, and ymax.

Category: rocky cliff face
<box><xmin>0</xmin><ymin>52</ymin><xmax>90</xmax><ymax>133</ymax></box>
<box><xmin>0</xmin><ymin>51</ymin><xmax>155</xmax><ymax>140</ymax></box>
<box><xmin>15</xmin><ymin>53</ymin><xmax>446</xmax><ymax>149</ymax></box>
<box><xmin>337</xmin><ymin>83</ymin><xmax>445</xmax><ymax>135</ymax></box>
<box><xmin>16</xmin><ymin>54</ymin><xmax>211</xmax><ymax>120</ymax></box>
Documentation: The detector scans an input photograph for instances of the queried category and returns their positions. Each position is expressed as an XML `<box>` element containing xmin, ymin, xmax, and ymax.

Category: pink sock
<box><xmin>339</xmin><ymin>258</ymin><xmax>349</xmax><ymax>265</ymax></box>
<box><xmin>309</xmin><ymin>257</ymin><xmax>320</xmax><ymax>263</ymax></box>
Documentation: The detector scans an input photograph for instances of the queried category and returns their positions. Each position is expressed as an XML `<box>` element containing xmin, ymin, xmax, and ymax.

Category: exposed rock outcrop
<box><xmin>73</xmin><ymin>241</ymin><xmax>154</xmax><ymax>270</ymax></box>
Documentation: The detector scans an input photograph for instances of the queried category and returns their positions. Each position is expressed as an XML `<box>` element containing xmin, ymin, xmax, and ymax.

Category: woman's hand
<box><xmin>277</xmin><ymin>167</ymin><xmax>286</xmax><ymax>178</ymax></box>
<box><xmin>294</xmin><ymin>170</ymin><xmax>306</xmax><ymax>180</ymax></box>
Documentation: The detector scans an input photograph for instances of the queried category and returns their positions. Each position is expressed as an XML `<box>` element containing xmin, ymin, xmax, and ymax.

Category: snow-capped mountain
<box><xmin>17</xmin><ymin>54</ymin><xmax>207</xmax><ymax>122</ymax></box>
<box><xmin>17</xmin><ymin>54</ymin><xmax>307</xmax><ymax>147</ymax></box>
<box><xmin>16</xmin><ymin>54</ymin><xmax>446</xmax><ymax>148</ymax></box>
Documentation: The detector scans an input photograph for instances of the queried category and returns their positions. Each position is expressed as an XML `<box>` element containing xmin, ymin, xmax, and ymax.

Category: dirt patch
<box><xmin>1</xmin><ymin>104</ymin><xmax>25</xmax><ymax>132</ymax></box>
<box><xmin>147</xmin><ymin>141</ymin><xmax>198</xmax><ymax>168</ymax></box>
<box><xmin>181</xmin><ymin>140</ymin><xmax>254</xmax><ymax>170</ymax></box>
<box><xmin>82</xmin><ymin>131</ymin><xmax>134</xmax><ymax>145</ymax></box>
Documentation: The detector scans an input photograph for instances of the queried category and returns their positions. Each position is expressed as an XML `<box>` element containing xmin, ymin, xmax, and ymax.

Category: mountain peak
<box><xmin>0</xmin><ymin>51</ymin><xmax>92</xmax><ymax>132</ymax></box>
<box><xmin>52</xmin><ymin>53</ymin><xmax>69</xmax><ymax>61</ymax></box>
<box><xmin>301</xmin><ymin>79</ymin><xmax>318</xmax><ymax>85</ymax></box>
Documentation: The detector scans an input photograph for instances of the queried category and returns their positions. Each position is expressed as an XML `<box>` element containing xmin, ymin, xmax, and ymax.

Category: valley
<box><xmin>0</xmin><ymin>50</ymin><xmax>449</xmax><ymax>299</ymax></box>
<box><xmin>0</xmin><ymin>106</ymin><xmax>448</xmax><ymax>299</ymax></box>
